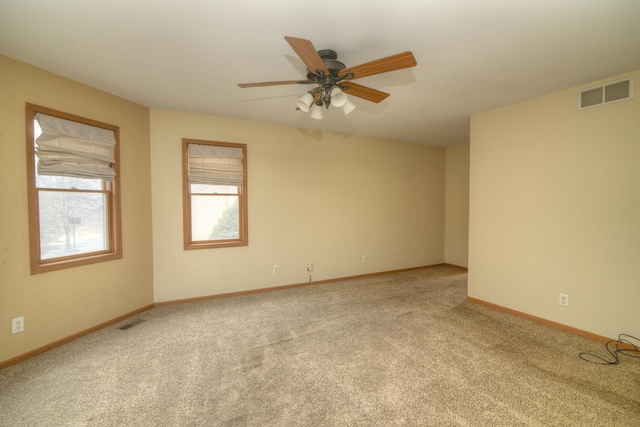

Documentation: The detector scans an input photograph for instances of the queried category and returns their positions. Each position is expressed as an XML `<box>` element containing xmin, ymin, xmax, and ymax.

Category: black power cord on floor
<box><xmin>579</xmin><ymin>334</ymin><xmax>640</xmax><ymax>365</ymax></box>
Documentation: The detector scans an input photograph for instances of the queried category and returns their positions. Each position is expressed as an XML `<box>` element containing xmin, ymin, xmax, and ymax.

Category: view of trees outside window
<box><xmin>37</xmin><ymin>178</ymin><xmax>108</xmax><ymax>259</ymax></box>
<box><xmin>210</xmin><ymin>201</ymin><xmax>239</xmax><ymax>239</ymax></box>
<box><xmin>190</xmin><ymin>184</ymin><xmax>239</xmax><ymax>241</ymax></box>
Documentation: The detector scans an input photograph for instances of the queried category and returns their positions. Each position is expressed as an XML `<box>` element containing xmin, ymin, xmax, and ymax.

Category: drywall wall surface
<box><xmin>150</xmin><ymin>109</ymin><xmax>445</xmax><ymax>302</ymax></box>
<box><xmin>0</xmin><ymin>55</ymin><xmax>154</xmax><ymax>364</ymax></box>
<box><xmin>445</xmin><ymin>143</ymin><xmax>470</xmax><ymax>267</ymax></box>
<box><xmin>469</xmin><ymin>70</ymin><xmax>640</xmax><ymax>339</ymax></box>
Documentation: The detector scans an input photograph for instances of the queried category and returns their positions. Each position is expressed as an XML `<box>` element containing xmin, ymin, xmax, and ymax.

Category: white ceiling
<box><xmin>1</xmin><ymin>0</ymin><xmax>639</xmax><ymax>146</ymax></box>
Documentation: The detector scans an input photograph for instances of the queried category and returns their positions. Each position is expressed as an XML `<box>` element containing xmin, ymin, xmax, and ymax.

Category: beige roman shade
<box><xmin>188</xmin><ymin>143</ymin><xmax>243</xmax><ymax>186</ymax></box>
<box><xmin>35</xmin><ymin>113</ymin><xmax>116</xmax><ymax>180</ymax></box>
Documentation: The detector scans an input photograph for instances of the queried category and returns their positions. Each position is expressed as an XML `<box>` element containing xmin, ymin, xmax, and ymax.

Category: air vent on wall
<box><xmin>578</xmin><ymin>77</ymin><xmax>634</xmax><ymax>110</ymax></box>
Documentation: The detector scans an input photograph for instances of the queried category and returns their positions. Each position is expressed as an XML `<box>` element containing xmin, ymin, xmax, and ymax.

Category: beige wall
<box><xmin>469</xmin><ymin>70</ymin><xmax>640</xmax><ymax>339</ymax></box>
<box><xmin>0</xmin><ymin>55</ymin><xmax>154</xmax><ymax>364</ymax></box>
<box><xmin>445</xmin><ymin>143</ymin><xmax>470</xmax><ymax>267</ymax></box>
<box><xmin>150</xmin><ymin>109</ymin><xmax>446</xmax><ymax>302</ymax></box>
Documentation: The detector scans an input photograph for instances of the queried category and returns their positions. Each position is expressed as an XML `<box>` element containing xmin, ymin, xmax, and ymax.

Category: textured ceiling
<box><xmin>1</xmin><ymin>0</ymin><xmax>639</xmax><ymax>146</ymax></box>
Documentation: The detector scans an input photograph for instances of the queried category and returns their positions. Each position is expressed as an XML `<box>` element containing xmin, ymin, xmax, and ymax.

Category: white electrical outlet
<box><xmin>559</xmin><ymin>293</ymin><xmax>569</xmax><ymax>307</ymax></box>
<box><xmin>12</xmin><ymin>317</ymin><xmax>24</xmax><ymax>334</ymax></box>
<box><xmin>307</xmin><ymin>263</ymin><xmax>313</xmax><ymax>272</ymax></box>
<box><xmin>456</xmin><ymin>250</ymin><xmax>461</xmax><ymax>257</ymax></box>
<box><xmin>273</xmin><ymin>265</ymin><xmax>279</xmax><ymax>274</ymax></box>
<box><xmin>362</xmin><ymin>256</ymin><xmax>368</xmax><ymax>264</ymax></box>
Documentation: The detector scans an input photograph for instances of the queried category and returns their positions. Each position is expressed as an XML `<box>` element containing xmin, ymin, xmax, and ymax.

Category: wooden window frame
<box><xmin>182</xmin><ymin>139</ymin><xmax>248</xmax><ymax>250</ymax></box>
<box><xmin>26</xmin><ymin>104</ymin><xmax>122</xmax><ymax>274</ymax></box>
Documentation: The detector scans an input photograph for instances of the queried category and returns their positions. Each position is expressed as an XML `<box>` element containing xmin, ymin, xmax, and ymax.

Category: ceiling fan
<box><xmin>238</xmin><ymin>36</ymin><xmax>417</xmax><ymax>119</ymax></box>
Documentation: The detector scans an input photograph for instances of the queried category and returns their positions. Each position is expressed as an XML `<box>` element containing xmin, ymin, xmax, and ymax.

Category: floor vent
<box><xmin>119</xmin><ymin>319</ymin><xmax>146</xmax><ymax>330</ymax></box>
<box><xmin>578</xmin><ymin>77</ymin><xmax>634</xmax><ymax>110</ymax></box>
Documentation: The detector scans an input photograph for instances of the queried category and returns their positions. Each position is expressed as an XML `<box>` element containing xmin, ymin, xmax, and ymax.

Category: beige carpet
<box><xmin>1</xmin><ymin>266</ymin><xmax>639</xmax><ymax>426</ymax></box>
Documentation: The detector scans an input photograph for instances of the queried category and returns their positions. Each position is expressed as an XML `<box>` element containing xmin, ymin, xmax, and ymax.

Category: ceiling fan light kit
<box><xmin>296</xmin><ymin>92</ymin><xmax>315</xmax><ymax>112</ymax></box>
<box><xmin>238</xmin><ymin>36</ymin><xmax>417</xmax><ymax>120</ymax></box>
<box><xmin>330</xmin><ymin>87</ymin><xmax>347</xmax><ymax>107</ymax></box>
<box><xmin>342</xmin><ymin>98</ymin><xmax>357</xmax><ymax>116</ymax></box>
<box><xmin>310</xmin><ymin>104</ymin><xmax>324</xmax><ymax>120</ymax></box>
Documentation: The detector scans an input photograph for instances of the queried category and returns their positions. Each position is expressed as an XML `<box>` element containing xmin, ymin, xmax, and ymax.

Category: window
<box><xmin>182</xmin><ymin>139</ymin><xmax>248</xmax><ymax>249</ymax></box>
<box><xmin>26</xmin><ymin>104</ymin><xmax>122</xmax><ymax>274</ymax></box>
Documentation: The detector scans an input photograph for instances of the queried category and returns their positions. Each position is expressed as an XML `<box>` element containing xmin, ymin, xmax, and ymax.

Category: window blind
<box><xmin>188</xmin><ymin>144</ymin><xmax>243</xmax><ymax>186</ymax></box>
<box><xmin>35</xmin><ymin>113</ymin><xmax>116</xmax><ymax>180</ymax></box>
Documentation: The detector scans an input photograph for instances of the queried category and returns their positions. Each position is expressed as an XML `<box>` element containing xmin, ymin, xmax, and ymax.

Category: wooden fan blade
<box><xmin>339</xmin><ymin>51</ymin><xmax>417</xmax><ymax>80</ymax></box>
<box><xmin>341</xmin><ymin>82</ymin><xmax>389</xmax><ymax>103</ymax></box>
<box><xmin>285</xmin><ymin>36</ymin><xmax>329</xmax><ymax>75</ymax></box>
<box><xmin>238</xmin><ymin>80</ymin><xmax>313</xmax><ymax>88</ymax></box>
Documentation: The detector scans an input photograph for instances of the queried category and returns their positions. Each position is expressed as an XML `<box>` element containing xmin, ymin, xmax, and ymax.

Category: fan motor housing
<box><xmin>307</xmin><ymin>49</ymin><xmax>346</xmax><ymax>79</ymax></box>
